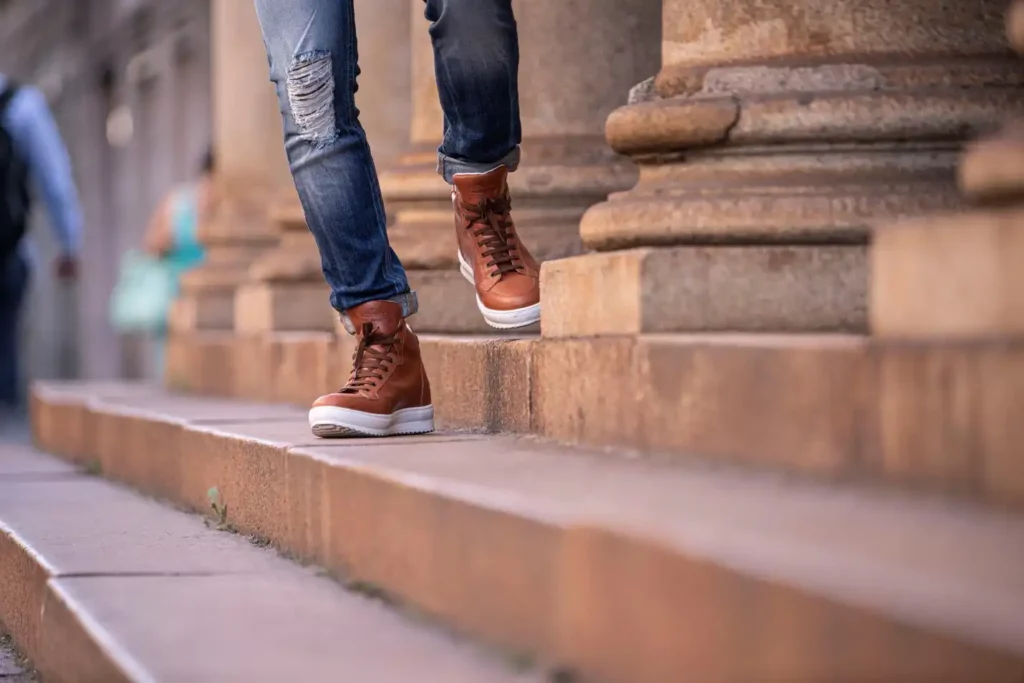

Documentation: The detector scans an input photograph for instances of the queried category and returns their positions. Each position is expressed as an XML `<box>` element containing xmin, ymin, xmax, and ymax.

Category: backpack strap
<box><xmin>0</xmin><ymin>82</ymin><xmax>20</xmax><ymax>118</ymax></box>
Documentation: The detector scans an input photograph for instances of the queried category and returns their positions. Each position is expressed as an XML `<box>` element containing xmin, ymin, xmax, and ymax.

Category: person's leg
<box><xmin>425</xmin><ymin>0</ymin><xmax>521</xmax><ymax>181</ymax></box>
<box><xmin>0</xmin><ymin>252</ymin><xmax>29</xmax><ymax>409</ymax></box>
<box><xmin>253</xmin><ymin>0</ymin><xmax>414</xmax><ymax>319</ymax></box>
<box><xmin>424</xmin><ymin>0</ymin><xmax>540</xmax><ymax>329</ymax></box>
<box><xmin>255</xmin><ymin>0</ymin><xmax>432</xmax><ymax>438</ymax></box>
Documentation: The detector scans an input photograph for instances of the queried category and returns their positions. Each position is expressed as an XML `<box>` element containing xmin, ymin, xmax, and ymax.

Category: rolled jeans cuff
<box><xmin>338</xmin><ymin>291</ymin><xmax>419</xmax><ymax>334</ymax></box>
<box><xmin>436</xmin><ymin>147</ymin><xmax>520</xmax><ymax>184</ymax></box>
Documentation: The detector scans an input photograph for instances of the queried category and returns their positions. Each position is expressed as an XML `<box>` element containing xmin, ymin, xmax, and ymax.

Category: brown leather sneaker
<box><xmin>308</xmin><ymin>300</ymin><xmax>433</xmax><ymax>438</ymax></box>
<box><xmin>453</xmin><ymin>167</ymin><xmax>541</xmax><ymax>329</ymax></box>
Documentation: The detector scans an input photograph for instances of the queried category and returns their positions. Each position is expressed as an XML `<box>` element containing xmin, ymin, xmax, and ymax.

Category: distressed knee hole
<box><xmin>287</xmin><ymin>52</ymin><xmax>337</xmax><ymax>145</ymax></box>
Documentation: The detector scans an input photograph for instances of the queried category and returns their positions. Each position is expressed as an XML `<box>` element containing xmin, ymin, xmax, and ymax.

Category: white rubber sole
<box><xmin>457</xmin><ymin>251</ymin><xmax>541</xmax><ymax>330</ymax></box>
<box><xmin>308</xmin><ymin>405</ymin><xmax>435</xmax><ymax>439</ymax></box>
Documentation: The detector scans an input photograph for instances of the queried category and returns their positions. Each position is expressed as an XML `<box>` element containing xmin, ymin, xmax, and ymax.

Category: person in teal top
<box><xmin>141</xmin><ymin>149</ymin><xmax>213</xmax><ymax>374</ymax></box>
<box><xmin>145</xmin><ymin>149</ymin><xmax>211</xmax><ymax>278</ymax></box>
<box><xmin>159</xmin><ymin>183</ymin><xmax>207</xmax><ymax>285</ymax></box>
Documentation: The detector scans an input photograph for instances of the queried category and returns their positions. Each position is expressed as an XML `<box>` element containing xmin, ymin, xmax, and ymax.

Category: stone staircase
<box><xmin>10</xmin><ymin>0</ymin><xmax>1024</xmax><ymax>681</ymax></box>
<box><xmin>24</xmin><ymin>382</ymin><xmax>1024</xmax><ymax>682</ymax></box>
<box><xmin>0</xmin><ymin>438</ymin><xmax>539</xmax><ymax>683</ymax></box>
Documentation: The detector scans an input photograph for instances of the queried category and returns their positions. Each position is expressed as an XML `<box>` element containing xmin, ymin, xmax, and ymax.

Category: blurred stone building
<box><xmin>0</xmin><ymin>0</ymin><xmax>212</xmax><ymax>383</ymax></box>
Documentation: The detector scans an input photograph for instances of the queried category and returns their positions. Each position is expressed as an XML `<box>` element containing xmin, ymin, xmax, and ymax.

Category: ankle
<box><xmin>339</xmin><ymin>293</ymin><xmax>418</xmax><ymax>335</ymax></box>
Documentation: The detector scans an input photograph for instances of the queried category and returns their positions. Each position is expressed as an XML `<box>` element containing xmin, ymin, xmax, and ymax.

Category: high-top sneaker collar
<box><xmin>346</xmin><ymin>300</ymin><xmax>404</xmax><ymax>336</ymax></box>
<box><xmin>452</xmin><ymin>166</ymin><xmax>508</xmax><ymax>204</ymax></box>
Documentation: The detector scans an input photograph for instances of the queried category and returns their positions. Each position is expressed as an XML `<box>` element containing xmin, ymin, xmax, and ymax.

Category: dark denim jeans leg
<box><xmin>425</xmin><ymin>0</ymin><xmax>522</xmax><ymax>182</ymax></box>
<box><xmin>0</xmin><ymin>252</ymin><xmax>29</xmax><ymax>408</ymax></box>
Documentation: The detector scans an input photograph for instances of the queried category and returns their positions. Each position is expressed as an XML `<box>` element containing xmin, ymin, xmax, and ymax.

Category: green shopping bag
<box><xmin>109</xmin><ymin>250</ymin><xmax>176</xmax><ymax>333</ymax></box>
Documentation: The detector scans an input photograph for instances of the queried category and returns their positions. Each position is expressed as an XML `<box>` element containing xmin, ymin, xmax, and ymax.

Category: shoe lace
<box><xmin>461</xmin><ymin>195</ymin><xmax>523</xmax><ymax>277</ymax></box>
<box><xmin>339</xmin><ymin>322</ymin><xmax>400</xmax><ymax>394</ymax></box>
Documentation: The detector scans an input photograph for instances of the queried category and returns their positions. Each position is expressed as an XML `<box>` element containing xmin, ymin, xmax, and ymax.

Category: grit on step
<box><xmin>29</xmin><ymin>383</ymin><xmax>1024</xmax><ymax>683</ymax></box>
<box><xmin>0</xmin><ymin>442</ymin><xmax>539</xmax><ymax>683</ymax></box>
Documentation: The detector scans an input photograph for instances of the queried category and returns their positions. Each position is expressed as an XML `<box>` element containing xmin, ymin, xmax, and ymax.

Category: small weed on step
<box><xmin>204</xmin><ymin>487</ymin><xmax>235</xmax><ymax>533</ymax></box>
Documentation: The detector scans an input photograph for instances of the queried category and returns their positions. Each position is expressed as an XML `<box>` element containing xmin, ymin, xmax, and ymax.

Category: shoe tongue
<box><xmin>453</xmin><ymin>167</ymin><xmax>508</xmax><ymax>204</ymax></box>
<box><xmin>347</xmin><ymin>301</ymin><xmax>403</xmax><ymax>336</ymax></box>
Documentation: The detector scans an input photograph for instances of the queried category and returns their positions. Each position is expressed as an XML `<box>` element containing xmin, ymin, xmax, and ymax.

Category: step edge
<box><xmin>46</xmin><ymin>578</ymin><xmax>157</xmax><ymax>683</ymax></box>
<box><xmin>0</xmin><ymin>515</ymin><xmax>154</xmax><ymax>683</ymax></box>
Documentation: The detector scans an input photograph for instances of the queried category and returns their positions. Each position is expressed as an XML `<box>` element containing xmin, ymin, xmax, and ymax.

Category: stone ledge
<box><xmin>532</xmin><ymin>334</ymin><xmax>871</xmax><ymax>475</ymax></box>
<box><xmin>164</xmin><ymin>332</ymin><xmax>535</xmax><ymax>433</ymax></box>
<box><xmin>541</xmin><ymin>246</ymin><xmax>867</xmax><ymax>337</ymax></box>
<box><xmin>532</xmin><ymin>334</ymin><xmax>1024</xmax><ymax>507</ymax></box>
<box><xmin>28</xmin><ymin>384</ymin><xmax>1024</xmax><ymax>682</ymax></box>
<box><xmin>162</xmin><ymin>331</ymin><xmax>1024</xmax><ymax>506</ymax></box>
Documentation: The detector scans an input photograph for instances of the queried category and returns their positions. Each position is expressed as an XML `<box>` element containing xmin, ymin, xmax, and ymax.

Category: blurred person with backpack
<box><xmin>0</xmin><ymin>75</ymin><xmax>82</xmax><ymax>412</ymax></box>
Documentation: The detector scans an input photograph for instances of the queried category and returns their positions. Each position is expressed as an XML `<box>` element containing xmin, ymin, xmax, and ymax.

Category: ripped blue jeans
<box><xmin>254</xmin><ymin>0</ymin><xmax>521</xmax><ymax>313</ymax></box>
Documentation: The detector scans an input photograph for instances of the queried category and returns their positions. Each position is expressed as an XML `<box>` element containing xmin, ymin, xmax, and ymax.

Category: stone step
<box><xmin>532</xmin><ymin>334</ymin><xmax>1024</xmax><ymax>508</ymax></box>
<box><xmin>233</xmin><ymin>281</ymin><xmax>336</xmax><ymax>334</ymax></box>
<box><xmin>542</xmin><ymin>246</ymin><xmax>868</xmax><ymax>338</ymax></box>
<box><xmin>164</xmin><ymin>332</ymin><xmax>237</xmax><ymax>397</ymax></box>
<box><xmin>407</xmin><ymin>269</ymin><xmax>540</xmax><ymax>335</ymax></box>
<box><xmin>165</xmin><ymin>331</ymin><xmax>537</xmax><ymax>431</ymax></box>
<box><xmin>872</xmin><ymin>206</ymin><xmax>1024</xmax><ymax>339</ymax></box>
<box><xmin>0</xmin><ymin>443</ymin><xmax>539</xmax><ymax>683</ymax></box>
<box><xmin>164</xmin><ymin>331</ymin><xmax>1024</xmax><ymax>507</ymax></box>
<box><xmin>29</xmin><ymin>382</ymin><xmax>1024</xmax><ymax>683</ymax></box>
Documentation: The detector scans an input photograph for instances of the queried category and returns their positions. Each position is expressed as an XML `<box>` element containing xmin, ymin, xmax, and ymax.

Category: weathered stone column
<box><xmin>170</xmin><ymin>0</ymin><xmax>291</xmax><ymax>333</ymax></box>
<box><xmin>235</xmin><ymin>0</ymin><xmax>413</xmax><ymax>335</ymax></box>
<box><xmin>544</xmin><ymin>0</ymin><xmax>1024</xmax><ymax>337</ymax></box>
<box><xmin>377</xmin><ymin>0</ymin><xmax>661</xmax><ymax>334</ymax></box>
